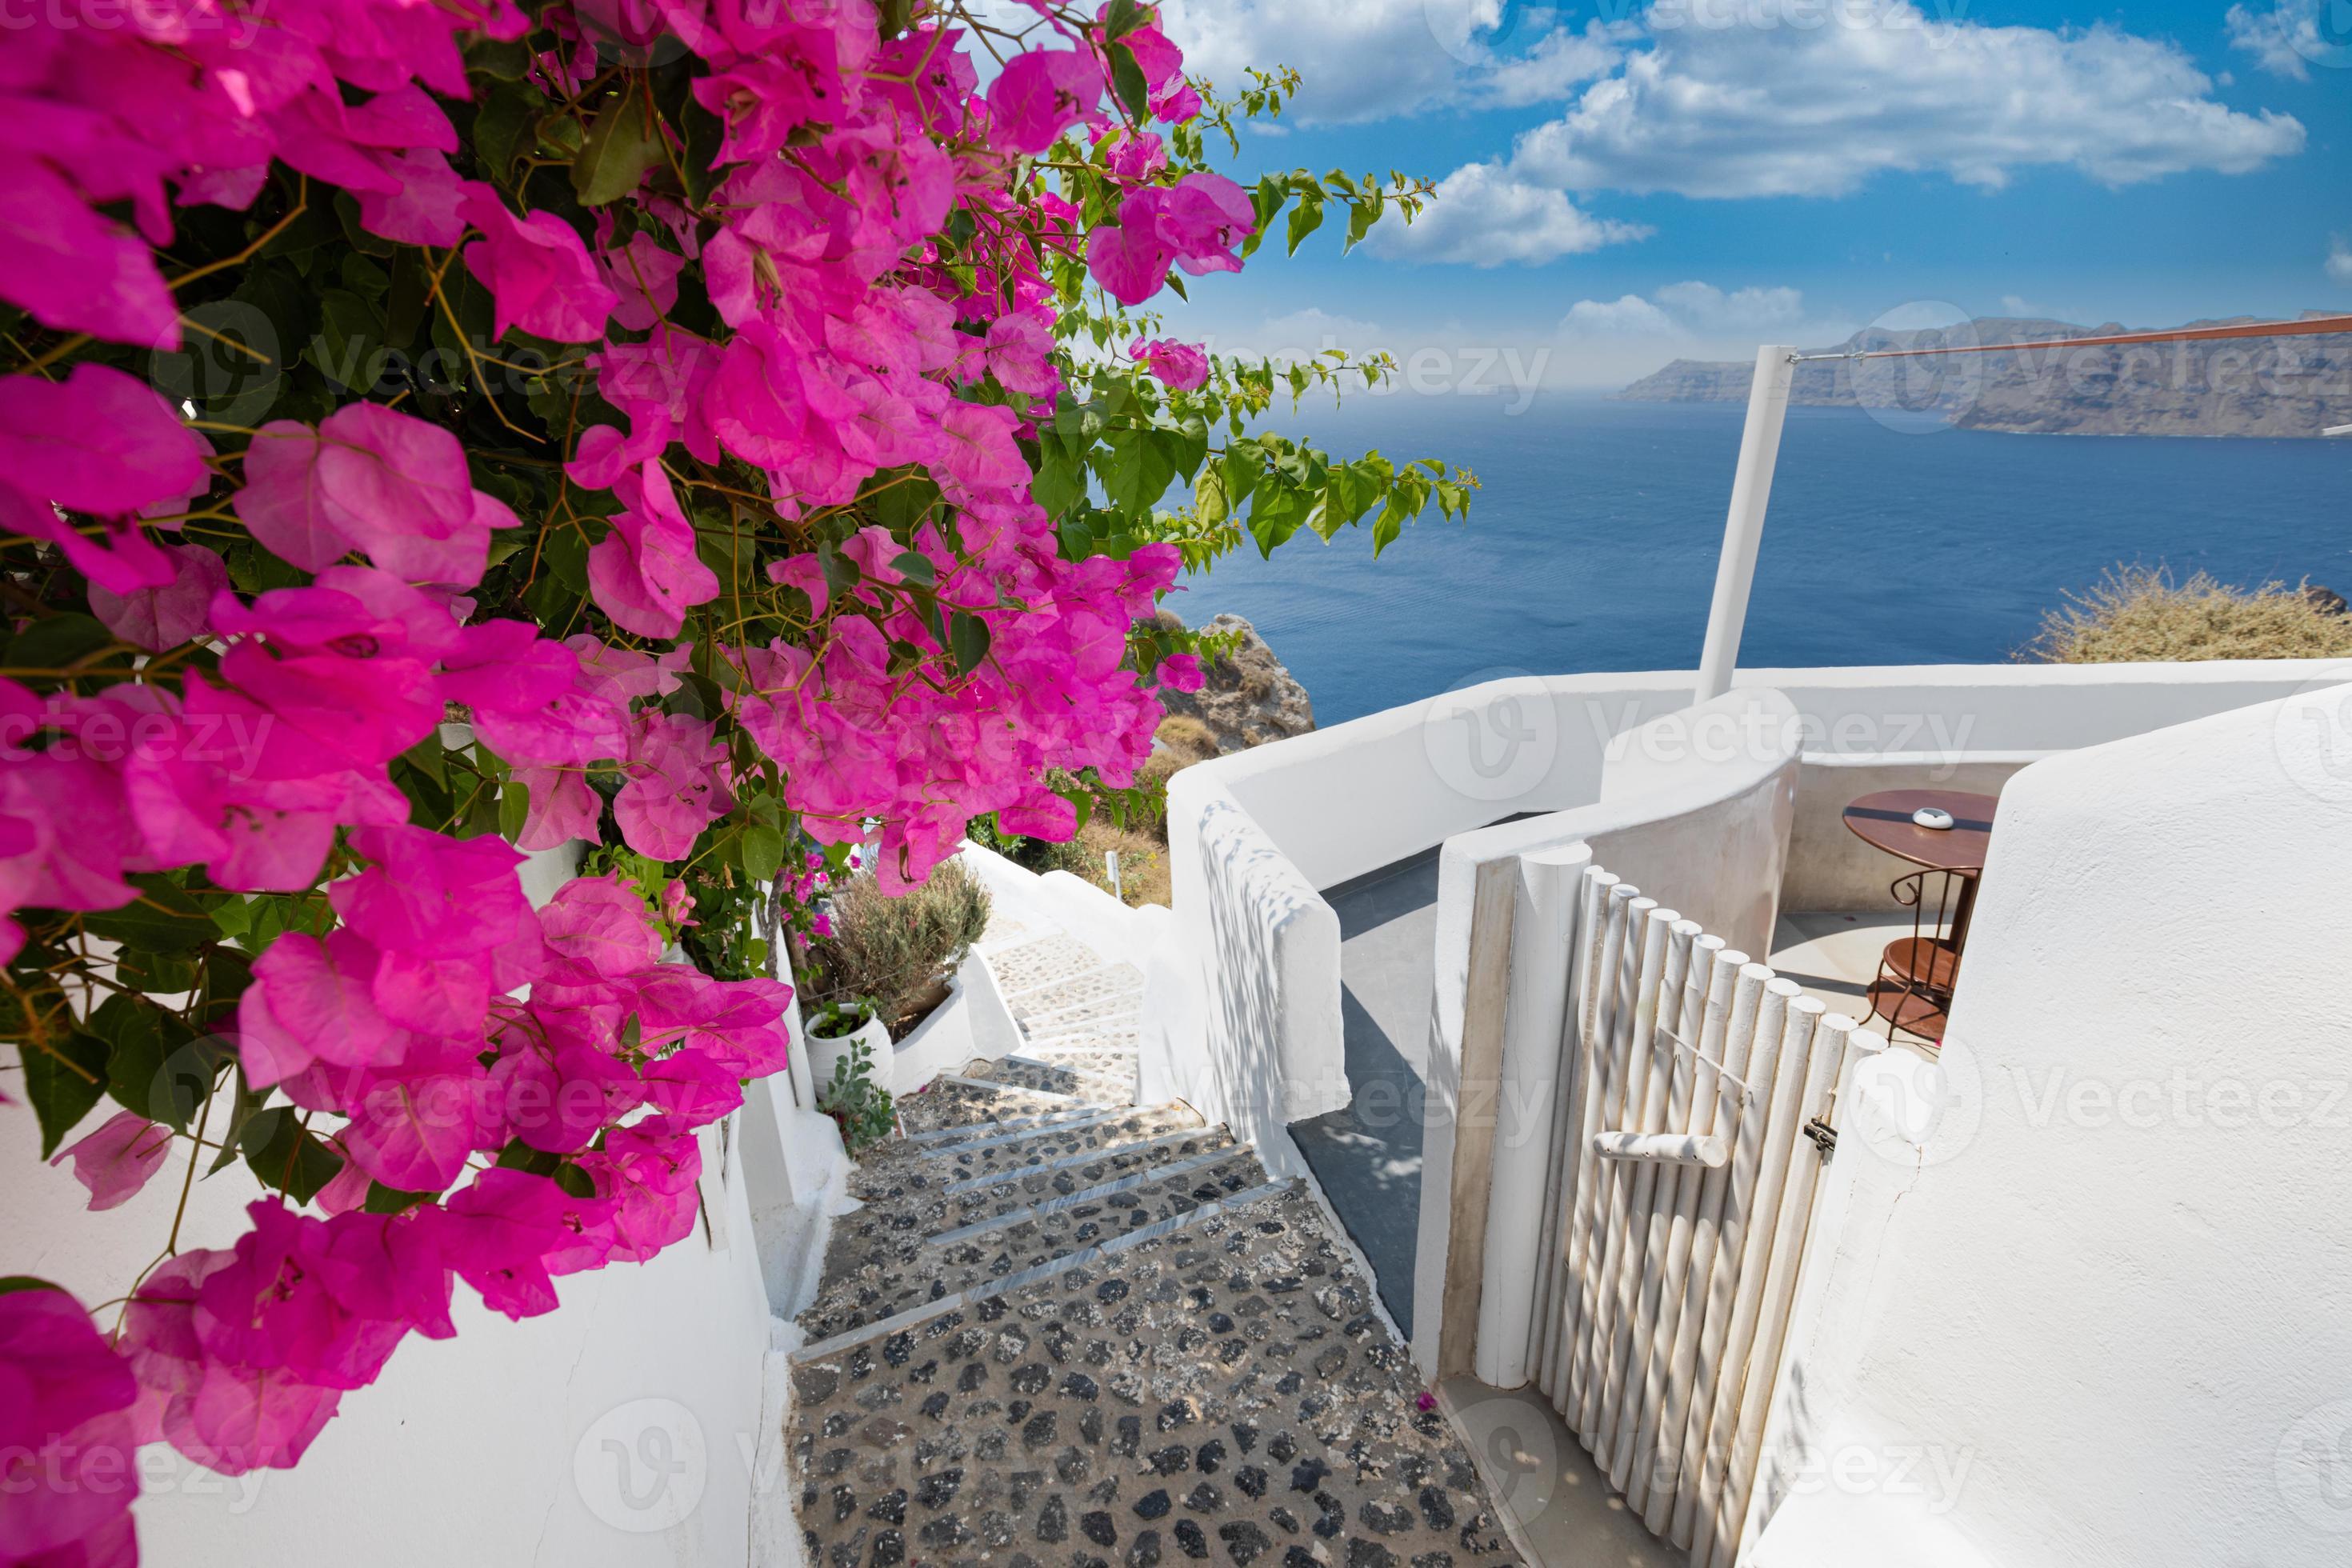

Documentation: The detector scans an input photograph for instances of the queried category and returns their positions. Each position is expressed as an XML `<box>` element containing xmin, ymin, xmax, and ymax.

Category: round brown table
<box><xmin>1842</xmin><ymin>789</ymin><xmax>1999</xmax><ymax>1043</ymax></box>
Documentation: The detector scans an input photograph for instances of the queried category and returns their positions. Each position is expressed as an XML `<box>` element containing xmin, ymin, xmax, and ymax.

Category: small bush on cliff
<box><xmin>2024</xmin><ymin>565</ymin><xmax>2352</xmax><ymax>662</ymax></box>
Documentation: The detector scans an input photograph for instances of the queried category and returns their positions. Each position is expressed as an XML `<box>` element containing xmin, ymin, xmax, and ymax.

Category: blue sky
<box><xmin>1144</xmin><ymin>0</ymin><xmax>2351</xmax><ymax>386</ymax></box>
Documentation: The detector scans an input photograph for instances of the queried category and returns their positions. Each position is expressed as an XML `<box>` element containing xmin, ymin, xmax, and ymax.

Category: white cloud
<box><xmin>1480</xmin><ymin>24</ymin><xmax>1629</xmax><ymax>107</ymax></box>
<box><xmin>1367</xmin><ymin>164</ymin><xmax>1651</xmax><ymax>267</ymax></box>
<box><xmin>2330</xmin><ymin>238</ymin><xmax>2352</xmax><ymax>285</ymax></box>
<box><xmin>1550</xmin><ymin>282</ymin><xmax>1858</xmax><ymax>384</ymax></box>
<box><xmin>1559</xmin><ymin>294</ymin><xmax>1680</xmax><ymax>337</ymax></box>
<box><xmin>1561</xmin><ymin>282</ymin><xmax>1818</xmax><ymax>339</ymax></box>
<box><xmin>1157</xmin><ymin>1</ymin><xmax>1626</xmax><ymax>122</ymax></box>
<box><xmin>1512</xmin><ymin>5</ymin><xmax>2305</xmax><ymax>198</ymax></box>
<box><xmin>1158</xmin><ymin>0</ymin><xmax>1474</xmax><ymax>122</ymax></box>
<box><xmin>2000</xmin><ymin>294</ymin><xmax>2034</xmax><ymax>316</ymax></box>
<box><xmin>2226</xmin><ymin>1</ymin><xmax>2325</xmax><ymax>81</ymax></box>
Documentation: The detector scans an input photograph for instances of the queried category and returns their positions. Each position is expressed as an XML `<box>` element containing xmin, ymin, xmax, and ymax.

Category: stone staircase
<box><xmin>786</xmin><ymin>910</ymin><xmax>1520</xmax><ymax>1568</ymax></box>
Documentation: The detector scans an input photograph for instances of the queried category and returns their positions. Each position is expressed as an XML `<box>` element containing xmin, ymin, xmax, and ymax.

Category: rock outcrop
<box><xmin>1618</xmin><ymin>314</ymin><xmax>2352</xmax><ymax>438</ymax></box>
<box><xmin>1153</xmin><ymin>612</ymin><xmax>1314</xmax><ymax>754</ymax></box>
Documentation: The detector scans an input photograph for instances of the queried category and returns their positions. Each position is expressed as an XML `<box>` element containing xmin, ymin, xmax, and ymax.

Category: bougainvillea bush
<box><xmin>0</xmin><ymin>2</ymin><xmax>1474</xmax><ymax>1560</ymax></box>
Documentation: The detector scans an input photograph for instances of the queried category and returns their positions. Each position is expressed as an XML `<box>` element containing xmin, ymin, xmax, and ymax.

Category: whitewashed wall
<box><xmin>1744</xmin><ymin>679</ymin><xmax>2352</xmax><ymax>1567</ymax></box>
<box><xmin>1161</xmin><ymin>659</ymin><xmax>2343</xmax><ymax>1227</ymax></box>
<box><xmin>9</xmin><ymin>844</ymin><xmax>846</xmax><ymax>1568</ymax></box>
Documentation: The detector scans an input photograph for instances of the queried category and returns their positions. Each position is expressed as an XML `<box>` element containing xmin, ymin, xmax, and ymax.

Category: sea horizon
<box><xmin>1177</xmin><ymin>391</ymin><xmax>2352</xmax><ymax>726</ymax></box>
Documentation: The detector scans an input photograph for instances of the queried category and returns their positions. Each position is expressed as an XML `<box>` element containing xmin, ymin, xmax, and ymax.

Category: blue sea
<box><xmin>1174</xmin><ymin>394</ymin><xmax>2352</xmax><ymax>725</ymax></box>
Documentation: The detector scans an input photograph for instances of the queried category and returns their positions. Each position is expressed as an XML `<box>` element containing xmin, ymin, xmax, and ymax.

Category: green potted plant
<box><xmin>812</xmin><ymin>1017</ymin><xmax>897</xmax><ymax>1158</ymax></box>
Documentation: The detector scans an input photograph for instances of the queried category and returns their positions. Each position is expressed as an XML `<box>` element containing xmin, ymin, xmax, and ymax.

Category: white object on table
<box><xmin>1912</xmin><ymin>806</ymin><xmax>1955</xmax><ymax>830</ymax></box>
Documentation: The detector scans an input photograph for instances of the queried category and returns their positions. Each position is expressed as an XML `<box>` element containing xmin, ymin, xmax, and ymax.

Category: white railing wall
<box><xmin>1530</xmin><ymin>863</ymin><xmax>1888</xmax><ymax>1568</ymax></box>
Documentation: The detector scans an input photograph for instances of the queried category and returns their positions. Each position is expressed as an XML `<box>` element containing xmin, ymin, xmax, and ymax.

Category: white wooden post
<box><xmin>1694</xmin><ymin>346</ymin><xmax>1798</xmax><ymax>705</ymax></box>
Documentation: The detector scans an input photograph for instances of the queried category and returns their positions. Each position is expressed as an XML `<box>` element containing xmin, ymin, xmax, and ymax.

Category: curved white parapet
<box><xmin>1156</xmin><ymin>656</ymin><xmax>2347</xmax><ymax>1393</ymax></box>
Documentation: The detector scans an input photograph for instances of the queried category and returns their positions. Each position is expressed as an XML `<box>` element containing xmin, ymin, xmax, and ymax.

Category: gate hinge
<box><xmin>1802</xmin><ymin>1116</ymin><xmax>1838</xmax><ymax>1158</ymax></box>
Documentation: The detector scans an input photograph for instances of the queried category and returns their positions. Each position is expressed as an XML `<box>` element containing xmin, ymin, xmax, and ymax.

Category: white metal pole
<box><xmin>1694</xmin><ymin>346</ymin><xmax>1798</xmax><ymax>706</ymax></box>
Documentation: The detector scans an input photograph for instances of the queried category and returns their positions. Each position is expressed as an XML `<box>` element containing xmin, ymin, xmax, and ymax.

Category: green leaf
<box><xmin>742</xmin><ymin>823</ymin><xmax>786</xmax><ymax>885</ymax></box>
<box><xmin>362</xmin><ymin>1182</ymin><xmax>438</xmax><ymax>1215</ymax></box>
<box><xmin>498</xmin><ymin>778</ymin><xmax>532</xmax><ymax>842</ymax></box>
<box><xmin>242</xmin><ymin>1110</ymin><xmax>343</xmax><ymax>1205</ymax></box>
<box><xmin>5</xmin><ymin>613</ymin><xmax>114</xmax><ymax>675</ymax></box>
<box><xmin>950</xmin><ymin>610</ymin><xmax>992</xmax><ymax>676</ymax></box>
<box><xmin>1102</xmin><ymin>0</ymin><xmax>1145</xmax><ymax>37</ymax></box>
<box><xmin>303</xmin><ymin>287</ymin><xmax>387</xmax><ymax>394</ymax></box>
<box><xmin>84</xmin><ymin>875</ymin><xmax>218</xmax><ymax>953</ymax></box>
<box><xmin>1109</xmin><ymin>43</ymin><xmax>1152</xmax><ymax>122</ymax></box>
<box><xmin>18</xmin><ymin>1034</ymin><xmax>110</xmax><ymax>1158</ymax></box>
<box><xmin>574</xmin><ymin>90</ymin><xmax>668</xmax><ymax>207</ymax></box>
<box><xmin>1286</xmin><ymin>193</ymin><xmax>1326</xmax><ymax>256</ymax></box>
<box><xmin>890</xmin><ymin>550</ymin><xmax>938</xmax><ymax>586</ymax></box>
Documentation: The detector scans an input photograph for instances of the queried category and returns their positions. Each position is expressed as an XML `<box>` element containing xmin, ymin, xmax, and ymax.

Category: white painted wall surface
<box><xmin>9</xmin><ymin>842</ymin><xmax>846</xmax><ymax>1568</ymax></box>
<box><xmin>1745</xmin><ymin>681</ymin><xmax>2352</xmax><ymax>1568</ymax></box>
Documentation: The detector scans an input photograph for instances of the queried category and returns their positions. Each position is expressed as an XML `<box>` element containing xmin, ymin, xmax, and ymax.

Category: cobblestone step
<box><xmin>787</xmin><ymin>1180</ymin><xmax>1514</xmax><ymax>1568</ymax></box>
<box><xmin>821</xmin><ymin>1150</ymin><xmax>1274</xmax><ymax>1332</ymax></box>
<box><xmin>985</xmin><ymin>933</ymin><xmax>1106</xmax><ymax>993</ymax></box>
<box><xmin>970</xmin><ymin>1054</ymin><xmax>1134</xmax><ymax>1105</ymax></box>
<box><xmin>898</xmin><ymin>1074</ymin><xmax>1095</xmax><ymax>1135</ymax></box>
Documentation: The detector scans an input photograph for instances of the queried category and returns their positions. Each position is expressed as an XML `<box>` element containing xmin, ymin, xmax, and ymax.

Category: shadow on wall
<box><xmin>1180</xmin><ymin>794</ymin><xmax>1343</xmax><ymax>1160</ymax></box>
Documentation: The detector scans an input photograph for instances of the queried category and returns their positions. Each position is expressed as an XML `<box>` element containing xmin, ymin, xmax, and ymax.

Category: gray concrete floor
<box><xmin>1442</xmin><ymin>1377</ymin><xmax>1675</xmax><ymax>1567</ymax></box>
<box><xmin>1290</xmin><ymin>843</ymin><xmax>1446</xmax><ymax>1335</ymax></box>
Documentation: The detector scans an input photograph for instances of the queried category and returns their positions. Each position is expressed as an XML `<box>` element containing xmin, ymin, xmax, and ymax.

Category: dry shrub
<box><xmin>2024</xmin><ymin>565</ymin><xmax>2352</xmax><ymax>664</ymax></box>
<box><xmin>799</xmin><ymin>859</ymin><xmax>991</xmax><ymax>1034</ymax></box>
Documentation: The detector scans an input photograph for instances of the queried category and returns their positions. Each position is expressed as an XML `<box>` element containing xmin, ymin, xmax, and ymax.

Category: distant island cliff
<box><xmin>1616</xmin><ymin>314</ymin><xmax>2352</xmax><ymax>437</ymax></box>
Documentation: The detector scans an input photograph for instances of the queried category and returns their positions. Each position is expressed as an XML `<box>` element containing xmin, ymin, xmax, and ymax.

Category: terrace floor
<box><xmin>1769</xmin><ymin>909</ymin><xmax>1943</xmax><ymax>1057</ymax></box>
<box><xmin>1290</xmin><ymin>843</ymin><xmax>1446</xmax><ymax>1338</ymax></box>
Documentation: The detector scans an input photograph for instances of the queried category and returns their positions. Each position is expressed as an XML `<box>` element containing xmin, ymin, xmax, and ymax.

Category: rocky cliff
<box><xmin>1152</xmin><ymin>611</ymin><xmax>1314</xmax><ymax>753</ymax></box>
<box><xmin>1617</xmin><ymin>314</ymin><xmax>2352</xmax><ymax>437</ymax></box>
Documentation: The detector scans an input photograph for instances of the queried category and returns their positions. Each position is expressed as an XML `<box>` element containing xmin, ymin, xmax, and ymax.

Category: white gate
<box><xmin>1526</xmin><ymin>865</ymin><xmax>1885</xmax><ymax>1566</ymax></box>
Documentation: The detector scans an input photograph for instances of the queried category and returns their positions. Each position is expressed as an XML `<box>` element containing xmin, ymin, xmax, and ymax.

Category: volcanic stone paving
<box><xmin>786</xmin><ymin>919</ymin><xmax>1520</xmax><ymax>1568</ymax></box>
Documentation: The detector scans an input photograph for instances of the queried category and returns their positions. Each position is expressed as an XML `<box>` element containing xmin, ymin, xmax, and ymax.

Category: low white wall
<box><xmin>1744</xmin><ymin>679</ymin><xmax>2352</xmax><ymax>1568</ymax></box>
<box><xmin>1161</xmin><ymin>774</ymin><xmax>1345</xmax><ymax>1154</ymax></box>
<box><xmin>9</xmin><ymin>1076</ymin><xmax>791</xmax><ymax>1568</ymax></box>
<box><xmin>10</xmin><ymin>842</ymin><xmax>849</xmax><ymax>1568</ymax></box>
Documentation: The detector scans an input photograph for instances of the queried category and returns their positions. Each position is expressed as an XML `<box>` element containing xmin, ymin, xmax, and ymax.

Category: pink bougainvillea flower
<box><xmin>987</xmin><ymin>47</ymin><xmax>1106</xmax><ymax>154</ymax></box>
<box><xmin>234</xmin><ymin>402</ymin><xmax>502</xmax><ymax>585</ymax></box>
<box><xmin>86</xmin><ymin>540</ymin><xmax>228</xmax><ymax>650</ymax></box>
<box><xmin>1129</xmin><ymin>337</ymin><xmax>1210</xmax><ymax>392</ymax></box>
<box><xmin>238</xmin><ymin>930</ymin><xmax>405</xmax><ymax>1080</ymax></box>
<box><xmin>335</xmin><ymin>1058</ymin><xmax>490</xmax><ymax>1194</ymax></box>
<box><xmin>1084</xmin><ymin>209</ymin><xmax>1170</xmax><ymax>306</ymax></box>
<box><xmin>599</xmin><ymin>230</ymin><xmax>686</xmax><ymax>332</ymax></box>
<box><xmin>50</xmin><ymin>1110</ymin><xmax>175</xmax><ymax>1211</ymax></box>
<box><xmin>0</xmin><ymin>160</ymin><xmax>178</xmax><ymax>349</ymax></box>
<box><xmin>0</xmin><ymin>363</ymin><xmax>206</xmax><ymax>517</ymax></box>
<box><xmin>1156</xmin><ymin>172</ymin><xmax>1257</xmax><ymax>274</ymax></box>
<box><xmin>1158</xmin><ymin>653</ymin><xmax>1206</xmax><ymax>692</ymax></box>
<box><xmin>460</xmin><ymin>184</ymin><xmax>619</xmax><ymax>343</ymax></box>
<box><xmin>0</xmin><ymin>1283</ymin><xmax>143</xmax><ymax>1562</ymax></box>
<box><xmin>330</xmin><ymin>824</ymin><xmax>531</xmax><ymax>962</ymax></box>
<box><xmin>538</xmin><ymin>874</ymin><xmax>665</xmax><ymax>977</ymax></box>
<box><xmin>580</xmin><ymin>1118</ymin><xmax>703</xmax><ymax>1263</ymax></box>
<box><xmin>353</xmin><ymin>150</ymin><xmax>470</xmax><ymax>248</ymax></box>
<box><xmin>586</xmin><ymin>461</ymin><xmax>720</xmax><ymax>638</ymax></box>
<box><xmin>510</xmin><ymin>763</ymin><xmax>604</xmax><ymax>851</ymax></box>
<box><xmin>490</xmin><ymin>1042</ymin><xmax>643</xmax><ymax>1156</ymax></box>
<box><xmin>985</xmin><ymin>312</ymin><xmax>1060</xmax><ymax>398</ymax></box>
<box><xmin>438</xmin><ymin>1169</ymin><xmax>576</xmax><ymax>1319</ymax></box>
<box><xmin>614</xmin><ymin>710</ymin><xmax>734</xmax><ymax>861</ymax></box>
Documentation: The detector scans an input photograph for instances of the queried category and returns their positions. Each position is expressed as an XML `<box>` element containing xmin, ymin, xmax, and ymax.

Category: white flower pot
<box><xmin>807</xmin><ymin>1012</ymin><xmax>893</xmax><ymax>1102</ymax></box>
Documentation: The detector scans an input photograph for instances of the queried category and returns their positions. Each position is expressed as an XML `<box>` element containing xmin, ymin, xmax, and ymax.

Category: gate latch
<box><xmin>1802</xmin><ymin>1116</ymin><xmax>1838</xmax><ymax>1158</ymax></box>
